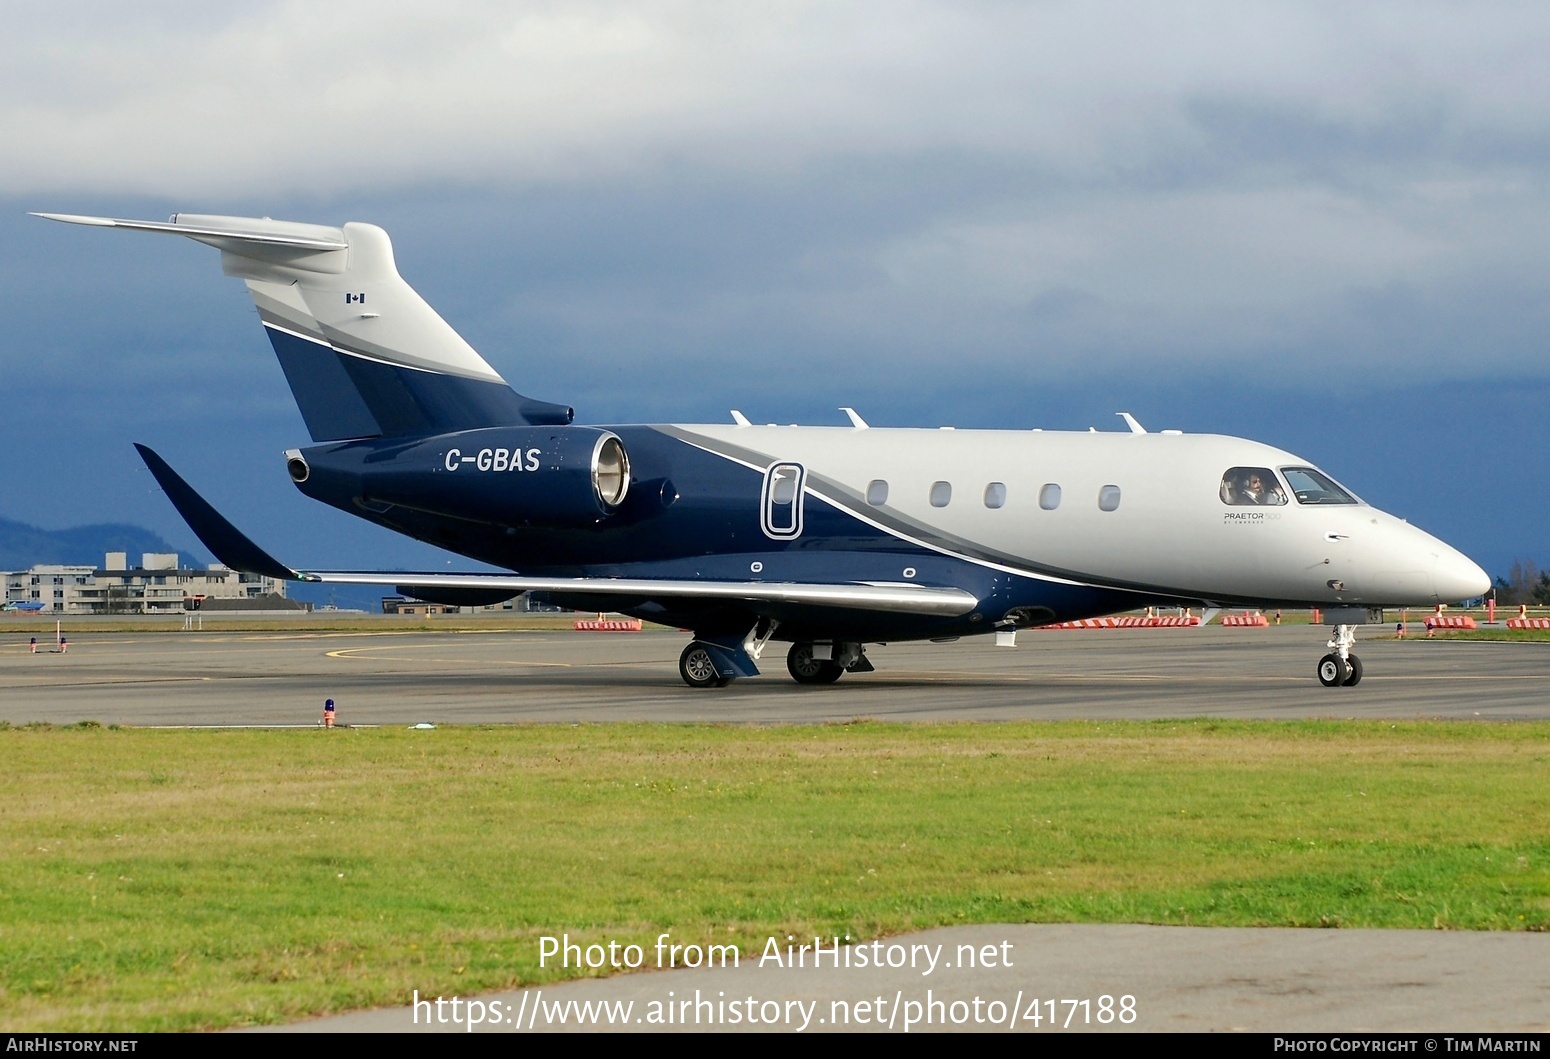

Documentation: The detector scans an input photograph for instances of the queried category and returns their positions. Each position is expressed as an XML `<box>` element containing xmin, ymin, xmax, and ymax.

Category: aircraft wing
<box><xmin>298</xmin><ymin>570</ymin><xmax>975</xmax><ymax>615</ymax></box>
<box><xmin>134</xmin><ymin>444</ymin><xmax>977</xmax><ymax>618</ymax></box>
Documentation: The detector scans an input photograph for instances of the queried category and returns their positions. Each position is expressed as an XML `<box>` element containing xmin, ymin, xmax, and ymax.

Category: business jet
<box><xmin>34</xmin><ymin>211</ymin><xmax>1490</xmax><ymax>689</ymax></box>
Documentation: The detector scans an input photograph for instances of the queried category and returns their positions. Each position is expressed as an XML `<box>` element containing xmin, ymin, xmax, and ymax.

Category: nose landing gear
<box><xmin>1317</xmin><ymin>624</ymin><xmax>1362</xmax><ymax>687</ymax></box>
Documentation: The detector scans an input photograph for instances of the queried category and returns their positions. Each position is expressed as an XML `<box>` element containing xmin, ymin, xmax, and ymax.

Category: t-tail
<box><xmin>32</xmin><ymin>212</ymin><xmax>573</xmax><ymax>441</ymax></box>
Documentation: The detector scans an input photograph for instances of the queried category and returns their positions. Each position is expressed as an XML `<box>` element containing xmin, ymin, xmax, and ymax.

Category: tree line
<box><xmin>1494</xmin><ymin>558</ymin><xmax>1550</xmax><ymax>605</ymax></box>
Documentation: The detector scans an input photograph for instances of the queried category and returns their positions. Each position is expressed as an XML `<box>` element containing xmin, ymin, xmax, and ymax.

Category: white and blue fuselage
<box><xmin>37</xmin><ymin>210</ymin><xmax>1490</xmax><ymax>687</ymax></box>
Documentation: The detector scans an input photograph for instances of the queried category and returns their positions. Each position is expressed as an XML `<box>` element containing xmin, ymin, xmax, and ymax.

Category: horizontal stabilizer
<box><xmin>31</xmin><ymin>212</ymin><xmax>348</xmax><ymax>250</ymax></box>
<box><xmin>133</xmin><ymin>444</ymin><xmax>296</xmax><ymax>582</ymax></box>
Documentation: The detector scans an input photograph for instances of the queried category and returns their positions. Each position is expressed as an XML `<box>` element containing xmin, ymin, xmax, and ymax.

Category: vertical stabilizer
<box><xmin>33</xmin><ymin>211</ymin><xmax>574</xmax><ymax>441</ymax></box>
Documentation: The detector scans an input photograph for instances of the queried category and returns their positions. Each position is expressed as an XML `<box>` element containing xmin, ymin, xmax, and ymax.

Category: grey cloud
<box><xmin>9</xmin><ymin>2</ymin><xmax>1550</xmax><ymax>399</ymax></box>
<box><xmin>6</xmin><ymin>2</ymin><xmax>1550</xmax><ymax>194</ymax></box>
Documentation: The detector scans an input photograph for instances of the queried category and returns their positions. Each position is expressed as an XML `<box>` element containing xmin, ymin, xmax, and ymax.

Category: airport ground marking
<box><xmin>1</xmin><ymin>676</ymin><xmax>216</xmax><ymax>690</ymax></box>
<box><xmin>324</xmin><ymin>646</ymin><xmax>571</xmax><ymax>667</ymax></box>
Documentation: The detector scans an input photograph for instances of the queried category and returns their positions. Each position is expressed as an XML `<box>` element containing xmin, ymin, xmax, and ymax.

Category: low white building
<box><xmin>3</xmin><ymin>552</ymin><xmax>286</xmax><ymax>614</ymax></box>
<box><xmin>4</xmin><ymin>565</ymin><xmax>96</xmax><ymax>613</ymax></box>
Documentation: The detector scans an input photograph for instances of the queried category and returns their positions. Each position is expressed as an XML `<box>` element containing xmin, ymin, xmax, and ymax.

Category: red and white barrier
<box><xmin>1507</xmin><ymin>617</ymin><xmax>1550</xmax><ymax>630</ymax></box>
<box><xmin>1040</xmin><ymin>614</ymin><xmax>1201</xmax><ymax>630</ymax></box>
<box><xmin>1424</xmin><ymin>615</ymin><xmax>1478</xmax><ymax>630</ymax></box>
<box><xmin>573</xmin><ymin>619</ymin><xmax>643</xmax><ymax>632</ymax></box>
<box><xmin>1220</xmin><ymin>612</ymin><xmax>1270</xmax><ymax>627</ymax></box>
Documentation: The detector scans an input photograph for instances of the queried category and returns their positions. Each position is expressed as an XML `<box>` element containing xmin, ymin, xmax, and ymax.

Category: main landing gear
<box><xmin>787</xmin><ymin>642</ymin><xmax>843</xmax><ymax>684</ymax></box>
<box><xmin>679</xmin><ymin>642</ymin><xmax>732</xmax><ymax>688</ymax></box>
<box><xmin>1316</xmin><ymin>624</ymin><xmax>1363</xmax><ymax>687</ymax></box>
<box><xmin>787</xmin><ymin>642</ymin><xmax>871</xmax><ymax>685</ymax></box>
<box><xmin>677</xmin><ymin>636</ymin><xmax>874</xmax><ymax>688</ymax></box>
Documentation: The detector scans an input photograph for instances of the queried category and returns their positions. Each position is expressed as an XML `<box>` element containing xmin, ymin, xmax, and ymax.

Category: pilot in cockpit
<box><xmin>1243</xmin><ymin>472</ymin><xmax>1268</xmax><ymax>504</ymax></box>
<box><xmin>1221</xmin><ymin>468</ymin><xmax>1288</xmax><ymax>506</ymax></box>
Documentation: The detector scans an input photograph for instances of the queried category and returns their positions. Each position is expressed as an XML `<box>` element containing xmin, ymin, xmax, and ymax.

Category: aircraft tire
<box><xmin>1316</xmin><ymin>653</ymin><xmax>1349</xmax><ymax>688</ymax></box>
<box><xmin>1342</xmin><ymin>654</ymin><xmax>1363</xmax><ymax>686</ymax></box>
<box><xmin>787</xmin><ymin>642</ymin><xmax>844</xmax><ymax>685</ymax></box>
<box><xmin>679</xmin><ymin>642</ymin><xmax>726</xmax><ymax>689</ymax></box>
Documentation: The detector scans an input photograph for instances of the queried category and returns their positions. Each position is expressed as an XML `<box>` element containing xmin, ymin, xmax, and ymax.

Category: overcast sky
<box><xmin>2</xmin><ymin>1</ymin><xmax>1546</xmax><ymax>581</ymax></box>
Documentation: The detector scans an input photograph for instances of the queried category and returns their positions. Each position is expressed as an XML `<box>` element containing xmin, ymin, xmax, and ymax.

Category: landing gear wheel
<box><xmin>1342</xmin><ymin>654</ymin><xmax>1363</xmax><ymax>687</ymax></box>
<box><xmin>679</xmin><ymin>642</ymin><xmax>726</xmax><ymax>689</ymax></box>
<box><xmin>787</xmin><ymin>642</ymin><xmax>844</xmax><ymax>685</ymax></box>
<box><xmin>1317</xmin><ymin>653</ymin><xmax>1350</xmax><ymax>688</ymax></box>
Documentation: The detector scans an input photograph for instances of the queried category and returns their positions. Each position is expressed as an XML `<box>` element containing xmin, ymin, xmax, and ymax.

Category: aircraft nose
<box><xmin>1434</xmin><ymin>549</ymin><xmax>1491</xmax><ymax>603</ymax></box>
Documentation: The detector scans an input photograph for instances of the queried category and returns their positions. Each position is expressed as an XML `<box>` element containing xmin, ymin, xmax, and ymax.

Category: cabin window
<box><xmin>1219</xmin><ymin>466</ymin><xmax>1287</xmax><ymax>506</ymax></box>
<box><xmin>1039</xmin><ymin>483</ymin><xmax>1062</xmax><ymax>510</ymax></box>
<box><xmin>761</xmin><ymin>462</ymin><xmax>806</xmax><ymax>539</ymax></box>
<box><xmin>1098</xmin><ymin>485</ymin><xmax>1122</xmax><ymax>512</ymax></box>
<box><xmin>771</xmin><ymin>469</ymin><xmax>799</xmax><ymax>506</ymax></box>
<box><xmin>1280</xmin><ymin>466</ymin><xmax>1358</xmax><ymax>505</ymax></box>
<box><xmin>984</xmin><ymin>482</ymin><xmax>1007</xmax><ymax>509</ymax></box>
<box><xmin>866</xmin><ymin>479</ymin><xmax>889</xmax><ymax>506</ymax></box>
<box><xmin>929</xmin><ymin>481</ymin><xmax>952</xmax><ymax>507</ymax></box>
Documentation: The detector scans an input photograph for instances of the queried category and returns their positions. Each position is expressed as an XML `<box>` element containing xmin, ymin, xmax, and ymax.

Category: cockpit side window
<box><xmin>1280</xmin><ymin>466</ymin><xmax>1359</xmax><ymax>505</ymax></box>
<box><xmin>1219</xmin><ymin>466</ymin><xmax>1288</xmax><ymax>506</ymax></box>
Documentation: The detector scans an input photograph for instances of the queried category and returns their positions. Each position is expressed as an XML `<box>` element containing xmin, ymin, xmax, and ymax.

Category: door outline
<box><xmin>760</xmin><ymin>462</ymin><xmax>806</xmax><ymax>540</ymax></box>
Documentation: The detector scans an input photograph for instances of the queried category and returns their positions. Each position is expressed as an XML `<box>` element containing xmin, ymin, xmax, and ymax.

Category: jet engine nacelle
<box><xmin>288</xmin><ymin>426</ymin><xmax>631</xmax><ymax>527</ymax></box>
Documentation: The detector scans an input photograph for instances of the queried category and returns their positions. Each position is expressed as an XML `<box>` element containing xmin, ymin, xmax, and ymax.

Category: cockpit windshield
<box><xmin>1279</xmin><ymin>466</ymin><xmax>1359</xmax><ymax>505</ymax></box>
<box><xmin>1220</xmin><ymin>466</ymin><xmax>1287</xmax><ymax>506</ymax></box>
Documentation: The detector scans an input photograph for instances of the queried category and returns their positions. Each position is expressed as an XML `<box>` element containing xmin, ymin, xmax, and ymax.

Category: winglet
<box><xmin>840</xmin><ymin>407</ymin><xmax>869</xmax><ymax>430</ymax></box>
<box><xmin>1117</xmin><ymin>412</ymin><xmax>1147</xmax><ymax>434</ymax></box>
<box><xmin>133</xmin><ymin>444</ymin><xmax>298</xmax><ymax>582</ymax></box>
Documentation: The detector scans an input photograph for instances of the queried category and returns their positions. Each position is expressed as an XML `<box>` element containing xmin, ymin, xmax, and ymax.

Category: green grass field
<box><xmin>1</xmin><ymin>720</ymin><xmax>1546</xmax><ymax>1030</ymax></box>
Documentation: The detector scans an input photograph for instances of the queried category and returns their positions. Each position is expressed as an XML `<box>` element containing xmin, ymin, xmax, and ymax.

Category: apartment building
<box><xmin>3</xmin><ymin>552</ymin><xmax>286</xmax><ymax>614</ymax></box>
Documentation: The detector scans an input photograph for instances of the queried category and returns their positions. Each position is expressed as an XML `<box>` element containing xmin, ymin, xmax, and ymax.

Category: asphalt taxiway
<box><xmin>2</xmin><ymin>624</ymin><xmax>1546</xmax><ymax>725</ymax></box>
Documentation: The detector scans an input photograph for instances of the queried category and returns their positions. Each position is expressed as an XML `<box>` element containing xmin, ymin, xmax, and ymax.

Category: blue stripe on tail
<box><xmin>267</xmin><ymin>327</ymin><xmax>382</xmax><ymax>441</ymax></box>
<box><xmin>264</xmin><ymin>326</ymin><xmax>573</xmax><ymax>442</ymax></box>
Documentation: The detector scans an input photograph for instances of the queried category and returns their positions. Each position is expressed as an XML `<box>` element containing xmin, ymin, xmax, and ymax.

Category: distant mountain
<box><xmin>0</xmin><ymin>518</ymin><xmax>205</xmax><ymax>570</ymax></box>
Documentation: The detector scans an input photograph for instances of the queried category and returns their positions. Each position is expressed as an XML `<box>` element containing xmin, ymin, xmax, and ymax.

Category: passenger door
<box><xmin>760</xmin><ymin>462</ymin><xmax>806</xmax><ymax>540</ymax></box>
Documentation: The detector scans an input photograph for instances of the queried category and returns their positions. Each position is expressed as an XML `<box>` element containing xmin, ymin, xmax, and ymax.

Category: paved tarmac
<box><xmin>2</xmin><ymin>624</ymin><xmax>1547</xmax><ymax>725</ymax></box>
<box><xmin>273</xmin><ymin>923</ymin><xmax>1550</xmax><ymax>1033</ymax></box>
